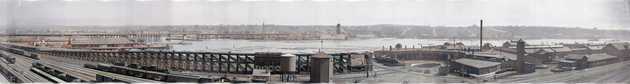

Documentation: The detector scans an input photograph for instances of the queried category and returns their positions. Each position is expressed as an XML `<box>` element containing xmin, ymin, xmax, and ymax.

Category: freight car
<box><xmin>3</xmin><ymin>48</ymin><xmax>38</xmax><ymax>60</ymax></box>
<box><xmin>0</xmin><ymin>52</ymin><xmax>16</xmax><ymax>64</ymax></box>
<box><xmin>84</xmin><ymin>63</ymin><xmax>223</xmax><ymax>83</ymax></box>
<box><xmin>31</xmin><ymin>61</ymin><xmax>83</xmax><ymax>83</ymax></box>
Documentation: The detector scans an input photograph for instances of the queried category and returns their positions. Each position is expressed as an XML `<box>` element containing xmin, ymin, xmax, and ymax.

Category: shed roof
<box><xmin>473</xmin><ymin>50</ymin><xmax>518</xmax><ymax>60</ymax></box>
<box><xmin>454</xmin><ymin>58</ymin><xmax>501</xmax><ymax>68</ymax></box>
<box><xmin>565</xmin><ymin>54</ymin><xmax>617</xmax><ymax>62</ymax></box>
<box><xmin>607</xmin><ymin>43</ymin><xmax>630</xmax><ymax>50</ymax></box>
<box><xmin>587</xmin><ymin>45</ymin><xmax>605</xmax><ymax>50</ymax></box>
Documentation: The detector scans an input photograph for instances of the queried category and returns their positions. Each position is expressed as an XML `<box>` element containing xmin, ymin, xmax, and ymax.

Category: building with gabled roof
<box><xmin>563</xmin><ymin>54</ymin><xmax>619</xmax><ymax>69</ymax></box>
<box><xmin>602</xmin><ymin>42</ymin><xmax>630</xmax><ymax>59</ymax></box>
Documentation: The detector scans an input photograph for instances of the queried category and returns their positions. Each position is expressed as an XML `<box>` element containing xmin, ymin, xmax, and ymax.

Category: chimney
<box><xmin>480</xmin><ymin>20</ymin><xmax>483</xmax><ymax>52</ymax></box>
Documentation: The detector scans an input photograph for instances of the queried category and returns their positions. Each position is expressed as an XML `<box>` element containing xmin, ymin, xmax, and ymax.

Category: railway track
<box><xmin>500</xmin><ymin>61</ymin><xmax>630</xmax><ymax>83</ymax></box>
<box><xmin>40</xmin><ymin>53</ymin><xmax>162</xmax><ymax>83</ymax></box>
<box><xmin>30</xmin><ymin>67</ymin><xmax>66</xmax><ymax>83</ymax></box>
<box><xmin>36</xmin><ymin>61</ymin><xmax>95</xmax><ymax>82</ymax></box>
<box><xmin>0</xmin><ymin>59</ymin><xmax>31</xmax><ymax>82</ymax></box>
<box><xmin>590</xmin><ymin>63</ymin><xmax>630</xmax><ymax>82</ymax></box>
<box><xmin>0</xmin><ymin>44</ymin><xmax>159</xmax><ymax>83</ymax></box>
<box><xmin>4</xmin><ymin>51</ymin><xmax>50</xmax><ymax>82</ymax></box>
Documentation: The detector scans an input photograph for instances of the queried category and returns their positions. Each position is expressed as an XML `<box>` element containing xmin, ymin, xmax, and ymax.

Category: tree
<box><xmin>395</xmin><ymin>43</ymin><xmax>403</xmax><ymax>49</ymax></box>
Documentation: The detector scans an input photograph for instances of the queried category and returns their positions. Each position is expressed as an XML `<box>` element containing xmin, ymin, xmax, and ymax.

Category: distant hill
<box><xmin>10</xmin><ymin>25</ymin><xmax>630</xmax><ymax>40</ymax></box>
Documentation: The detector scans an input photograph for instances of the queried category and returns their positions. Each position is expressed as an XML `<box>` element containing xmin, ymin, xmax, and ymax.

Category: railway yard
<box><xmin>1</xmin><ymin>40</ymin><xmax>630</xmax><ymax>83</ymax></box>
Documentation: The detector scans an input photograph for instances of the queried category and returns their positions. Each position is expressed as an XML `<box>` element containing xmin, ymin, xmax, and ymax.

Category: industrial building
<box><xmin>564</xmin><ymin>54</ymin><xmax>619</xmax><ymax>69</ymax></box>
<box><xmin>563</xmin><ymin>43</ymin><xmax>607</xmax><ymax>54</ymax></box>
<box><xmin>451</xmin><ymin>58</ymin><xmax>501</xmax><ymax>80</ymax></box>
<box><xmin>66</xmin><ymin>37</ymin><xmax>139</xmax><ymax>50</ymax></box>
<box><xmin>602</xmin><ymin>42</ymin><xmax>630</xmax><ymax>59</ymax></box>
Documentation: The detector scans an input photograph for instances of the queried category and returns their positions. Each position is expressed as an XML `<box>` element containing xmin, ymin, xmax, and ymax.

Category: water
<box><xmin>170</xmin><ymin>38</ymin><xmax>623</xmax><ymax>54</ymax></box>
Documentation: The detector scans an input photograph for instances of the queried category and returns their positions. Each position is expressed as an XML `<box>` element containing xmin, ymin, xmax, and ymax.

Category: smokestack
<box><xmin>516</xmin><ymin>39</ymin><xmax>527</xmax><ymax>73</ymax></box>
<box><xmin>336</xmin><ymin>24</ymin><xmax>341</xmax><ymax>34</ymax></box>
<box><xmin>480</xmin><ymin>20</ymin><xmax>483</xmax><ymax>51</ymax></box>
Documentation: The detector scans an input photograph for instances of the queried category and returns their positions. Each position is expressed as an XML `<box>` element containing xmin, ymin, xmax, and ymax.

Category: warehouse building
<box><xmin>563</xmin><ymin>54</ymin><xmax>619</xmax><ymax>69</ymax></box>
<box><xmin>602</xmin><ymin>43</ymin><xmax>629</xmax><ymax>60</ymax></box>
<box><xmin>451</xmin><ymin>58</ymin><xmax>501</xmax><ymax>80</ymax></box>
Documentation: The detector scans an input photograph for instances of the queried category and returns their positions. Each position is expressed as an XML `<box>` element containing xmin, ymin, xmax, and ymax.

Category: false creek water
<box><xmin>170</xmin><ymin>38</ymin><xmax>624</xmax><ymax>54</ymax></box>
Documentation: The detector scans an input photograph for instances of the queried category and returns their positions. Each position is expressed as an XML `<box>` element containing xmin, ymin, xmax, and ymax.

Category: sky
<box><xmin>1</xmin><ymin>0</ymin><xmax>630</xmax><ymax>29</ymax></box>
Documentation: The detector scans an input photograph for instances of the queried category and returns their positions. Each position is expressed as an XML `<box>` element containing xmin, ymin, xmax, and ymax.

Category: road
<box><xmin>497</xmin><ymin>61</ymin><xmax>630</xmax><ymax>83</ymax></box>
<box><xmin>334</xmin><ymin>61</ymin><xmax>478</xmax><ymax>83</ymax></box>
<box><xmin>335</xmin><ymin>59</ymin><xmax>630</xmax><ymax>83</ymax></box>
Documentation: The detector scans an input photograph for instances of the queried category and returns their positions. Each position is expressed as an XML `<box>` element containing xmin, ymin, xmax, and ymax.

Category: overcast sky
<box><xmin>1</xmin><ymin>0</ymin><xmax>630</xmax><ymax>29</ymax></box>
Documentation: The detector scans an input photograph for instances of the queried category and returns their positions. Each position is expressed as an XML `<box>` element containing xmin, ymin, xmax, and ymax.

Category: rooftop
<box><xmin>587</xmin><ymin>45</ymin><xmax>605</xmax><ymax>50</ymax></box>
<box><xmin>70</xmin><ymin>37</ymin><xmax>135</xmax><ymax>45</ymax></box>
<box><xmin>565</xmin><ymin>54</ymin><xmax>617</xmax><ymax>62</ymax></box>
<box><xmin>497</xmin><ymin>46</ymin><xmax>572</xmax><ymax>54</ymax></box>
<box><xmin>607</xmin><ymin>42</ymin><xmax>630</xmax><ymax>50</ymax></box>
<box><xmin>472</xmin><ymin>49</ymin><xmax>518</xmax><ymax>60</ymax></box>
<box><xmin>454</xmin><ymin>58</ymin><xmax>501</xmax><ymax>68</ymax></box>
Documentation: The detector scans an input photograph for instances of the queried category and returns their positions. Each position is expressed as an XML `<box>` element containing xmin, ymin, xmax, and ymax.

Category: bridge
<box><xmin>40</xmin><ymin>49</ymin><xmax>365</xmax><ymax>73</ymax></box>
<box><xmin>0</xmin><ymin>43</ymin><xmax>371</xmax><ymax>83</ymax></box>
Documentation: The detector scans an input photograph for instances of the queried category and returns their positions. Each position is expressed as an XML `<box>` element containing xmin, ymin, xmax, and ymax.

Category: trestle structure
<box><xmin>40</xmin><ymin>50</ymin><xmax>368</xmax><ymax>74</ymax></box>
